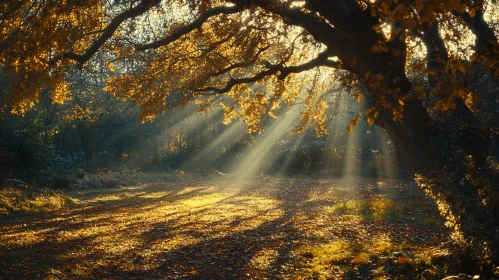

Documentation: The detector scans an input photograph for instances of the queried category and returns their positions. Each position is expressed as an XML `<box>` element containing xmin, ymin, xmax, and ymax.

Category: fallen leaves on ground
<box><xmin>0</xmin><ymin>178</ymin><xmax>451</xmax><ymax>279</ymax></box>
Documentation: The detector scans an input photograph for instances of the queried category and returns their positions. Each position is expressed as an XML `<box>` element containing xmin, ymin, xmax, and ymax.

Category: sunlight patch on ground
<box><xmin>370</xmin><ymin>234</ymin><xmax>393</xmax><ymax>254</ymax></box>
<box><xmin>295</xmin><ymin>240</ymin><xmax>352</xmax><ymax>275</ymax></box>
<box><xmin>249</xmin><ymin>248</ymin><xmax>280</xmax><ymax>271</ymax></box>
<box><xmin>1</xmin><ymin>227</ymin><xmax>55</xmax><ymax>248</ymax></box>
<box><xmin>0</xmin><ymin>179</ymin><xmax>449</xmax><ymax>279</ymax></box>
<box><xmin>137</xmin><ymin>191</ymin><xmax>169</xmax><ymax>199</ymax></box>
<box><xmin>0</xmin><ymin>186</ymin><xmax>69</xmax><ymax>215</ymax></box>
<box><xmin>181</xmin><ymin>193</ymin><xmax>233</xmax><ymax>208</ymax></box>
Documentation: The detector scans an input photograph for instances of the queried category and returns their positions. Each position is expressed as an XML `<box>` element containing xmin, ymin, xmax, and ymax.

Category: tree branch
<box><xmin>49</xmin><ymin>0</ymin><xmax>160</xmax><ymax>67</ymax></box>
<box><xmin>212</xmin><ymin>46</ymin><xmax>269</xmax><ymax>77</ymax></box>
<box><xmin>250</xmin><ymin>1</ymin><xmax>354</xmax><ymax>62</ymax></box>
<box><xmin>306</xmin><ymin>0</ymin><xmax>377</xmax><ymax>41</ymax></box>
<box><xmin>417</xmin><ymin>21</ymin><xmax>449</xmax><ymax>86</ymax></box>
<box><xmin>276</xmin><ymin>51</ymin><xmax>341</xmax><ymax>79</ymax></box>
<box><xmin>136</xmin><ymin>5</ymin><xmax>242</xmax><ymax>51</ymax></box>
<box><xmin>455</xmin><ymin>10</ymin><xmax>499</xmax><ymax>55</ymax></box>
<box><xmin>195</xmin><ymin>50</ymin><xmax>340</xmax><ymax>94</ymax></box>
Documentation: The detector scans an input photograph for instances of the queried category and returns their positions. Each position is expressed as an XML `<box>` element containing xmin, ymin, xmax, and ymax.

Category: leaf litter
<box><xmin>0</xmin><ymin>178</ymin><xmax>452</xmax><ymax>279</ymax></box>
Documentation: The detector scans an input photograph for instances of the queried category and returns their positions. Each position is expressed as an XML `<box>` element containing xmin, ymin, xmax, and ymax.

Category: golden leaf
<box><xmin>346</xmin><ymin>114</ymin><xmax>360</xmax><ymax>135</ymax></box>
<box><xmin>364</xmin><ymin>71</ymin><xmax>371</xmax><ymax>81</ymax></box>
<box><xmin>456</xmin><ymin>63</ymin><xmax>467</xmax><ymax>74</ymax></box>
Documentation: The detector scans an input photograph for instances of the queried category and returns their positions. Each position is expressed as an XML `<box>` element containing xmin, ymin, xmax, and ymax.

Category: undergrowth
<box><xmin>0</xmin><ymin>182</ymin><xmax>71</xmax><ymax>216</ymax></box>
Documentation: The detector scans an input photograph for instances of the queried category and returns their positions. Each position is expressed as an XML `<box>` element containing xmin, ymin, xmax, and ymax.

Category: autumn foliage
<box><xmin>1</xmin><ymin>0</ymin><xmax>499</xmax><ymax>273</ymax></box>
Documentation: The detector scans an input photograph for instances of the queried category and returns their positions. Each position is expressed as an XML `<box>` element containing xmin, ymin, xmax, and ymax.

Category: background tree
<box><xmin>1</xmin><ymin>0</ymin><xmax>498</xmax><ymax>273</ymax></box>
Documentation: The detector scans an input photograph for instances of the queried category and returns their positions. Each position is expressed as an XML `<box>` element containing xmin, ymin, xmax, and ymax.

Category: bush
<box><xmin>0</xmin><ymin>180</ymin><xmax>70</xmax><ymax>215</ymax></box>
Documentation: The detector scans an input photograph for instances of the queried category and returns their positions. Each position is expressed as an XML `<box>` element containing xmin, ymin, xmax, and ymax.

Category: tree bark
<box><xmin>374</xmin><ymin>88</ymin><xmax>499</xmax><ymax>270</ymax></box>
<box><xmin>375</xmin><ymin>99</ymin><xmax>441</xmax><ymax>173</ymax></box>
<box><xmin>458</xmin><ymin>10</ymin><xmax>499</xmax><ymax>56</ymax></box>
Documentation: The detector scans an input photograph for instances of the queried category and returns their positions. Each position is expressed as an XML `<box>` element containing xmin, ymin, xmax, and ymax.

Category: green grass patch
<box><xmin>324</xmin><ymin>196</ymin><xmax>444</xmax><ymax>226</ymax></box>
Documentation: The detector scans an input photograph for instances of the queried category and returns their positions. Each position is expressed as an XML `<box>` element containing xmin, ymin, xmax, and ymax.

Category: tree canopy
<box><xmin>1</xmin><ymin>0</ymin><xmax>496</xmax><ymax>130</ymax></box>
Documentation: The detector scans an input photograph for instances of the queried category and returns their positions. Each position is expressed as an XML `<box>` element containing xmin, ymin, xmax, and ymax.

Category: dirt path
<box><xmin>0</xmin><ymin>178</ymin><xmax>449</xmax><ymax>279</ymax></box>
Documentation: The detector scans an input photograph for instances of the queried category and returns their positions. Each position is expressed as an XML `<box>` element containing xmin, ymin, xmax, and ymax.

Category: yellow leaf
<box><xmin>445</xmin><ymin>61</ymin><xmax>452</xmax><ymax>73</ymax></box>
<box><xmin>346</xmin><ymin>114</ymin><xmax>359</xmax><ymax>135</ymax></box>
<box><xmin>52</xmin><ymin>81</ymin><xmax>70</xmax><ymax>104</ymax></box>
<box><xmin>436</xmin><ymin>98</ymin><xmax>456</xmax><ymax>111</ymax></box>
<box><xmin>452</xmin><ymin>3</ymin><xmax>467</xmax><ymax>13</ymax></box>
<box><xmin>469</xmin><ymin>8</ymin><xmax>476</xmax><ymax>18</ymax></box>
<box><xmin>456</xmin><ymin>63</ymin><xmax>467</xmax><ymax>74</ymax></box>
<box><xmin>366</xmin><ymin>115</ymin><xmax>375</xmax><ymax>125</ymax></box>
<box><xmin>364</xmin><ymin>71</ymin><xmax>371</xmax><ymax>81</ymax></box>
<box><xmin>458</xmin><ymin>89</ymin><xmax>468</xmax><ymax>98</ymax></box>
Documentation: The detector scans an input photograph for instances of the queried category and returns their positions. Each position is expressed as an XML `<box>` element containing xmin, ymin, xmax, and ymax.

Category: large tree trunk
<box><xmin>375</xmin><ymin>99</ymin><xmax>441</xmax><ymax>173</ymax></box>
<box><xmin>375</xmin><ymin>93</ymin><xmax>499</xmax><ymax>272</ymax></box>
<box><xmin>328</xmin><ymin>4</ymin><xmax>499</xmax><ymax>268</ymax></box>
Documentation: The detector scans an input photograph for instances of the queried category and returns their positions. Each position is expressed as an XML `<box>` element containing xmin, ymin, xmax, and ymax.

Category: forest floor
<box><xmin>0</xmin><ymin>177</ymin><xmax>459</xmax><ymax>279</ymax></box>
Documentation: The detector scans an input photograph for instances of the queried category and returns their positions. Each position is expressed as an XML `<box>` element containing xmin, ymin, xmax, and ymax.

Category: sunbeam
<box><xmin>324</xmin><ymin>114</ymin><xmax>348</xmax><ymax>177</ymax></box>
<box><xmin>341</xmin><ymin>119</ymin><xmax>365</xmax><ymax>179</ymax></box>
<box><xmin>274</xmin><ymin>126</ymin><xmax>309</xmax><ymax>176</ymax></box>
<box><xmin>229</xmin><ymin>107</ymin><xmax>303</xmax><ymax>178</ymax></box>
<box><xmin>116</xmin><ymin>104</ymin><xmax>224</xmax><ymax>167</ymax></box>
<box><xmin>183</xmin><ymin>119</ymin><xmax>247</xmax><ymax>172</ymax></box>
<box><xmin>374</xmin><ymin>130</ymin><xmax>397</xmax><ymax>179</ymax></box>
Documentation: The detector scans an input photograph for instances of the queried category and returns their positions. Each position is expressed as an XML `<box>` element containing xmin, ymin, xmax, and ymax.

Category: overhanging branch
<box><xmin>276</xmin><ymin>51</ymin><xmax>341</xmax><ymax>79</ymax></box>
<box><xmin>250</xmin><ymin>1</ymin><xmax>354</xmax><ymax>62</ymax></box>
<box><xmin>49</xmin><ymin>0</ymin><xmax>160</xmax><ymax>67</ymax></box>
<box><xmin>195</xmin><ymin>50</ymin><xmax>340</xmax><ymax>94</ymax></box>
<box><xmin>212</xmin><ymin>46</ymin><xmax>269</xmax><ymax>77</ymax></box>
<box><xmin>454</xmin><ymin>10</ymin><xmax>499</xmax><ymax>55</ymax></box>
<box><xmin>136</xmin><ymin>5</ymin><xmax>242</xmax><ymax>51</ymax></box>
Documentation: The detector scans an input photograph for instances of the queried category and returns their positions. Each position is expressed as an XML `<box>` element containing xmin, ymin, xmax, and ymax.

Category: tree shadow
<box><xmin>0</xmin><ymin>178</ymin><xmax>449</xmax><ymax>279</ymax></box>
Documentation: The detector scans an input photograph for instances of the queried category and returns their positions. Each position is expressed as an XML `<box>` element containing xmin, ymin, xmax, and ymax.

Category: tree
<box><xmin>1</xmin><ymin>0</ymin><xmax>498</xmax><ymax>272</ymax></box>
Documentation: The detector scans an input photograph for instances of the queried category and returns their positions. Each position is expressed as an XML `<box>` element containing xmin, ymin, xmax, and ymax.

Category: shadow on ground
<box><xmin>0</xmin><ymin>178</ymin><xmax>449</xmax><ymax>279</ymax></box>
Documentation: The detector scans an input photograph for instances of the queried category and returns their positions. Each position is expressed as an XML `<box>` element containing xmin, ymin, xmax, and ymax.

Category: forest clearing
<box><xmin>1</xmin><ymin>177</ymin><xmax>456</xmax><ymax>279</ymax></box>
<box><xmin>1</xmin><ymin>0</ymin><xmax>499</xmax><ymax>278</ymax></box>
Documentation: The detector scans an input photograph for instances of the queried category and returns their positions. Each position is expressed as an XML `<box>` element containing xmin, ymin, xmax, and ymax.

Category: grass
<box><xmin>0</xmin><ymin>184</ymin><xmax>71</xmax><ymax>216</ymax></box>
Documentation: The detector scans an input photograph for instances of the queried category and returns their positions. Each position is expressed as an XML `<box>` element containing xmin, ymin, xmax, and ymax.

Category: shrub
<box><xmin>0</xmin><ymin>180</ymin><xmax>70</xmax><ymax>215</ymax></box>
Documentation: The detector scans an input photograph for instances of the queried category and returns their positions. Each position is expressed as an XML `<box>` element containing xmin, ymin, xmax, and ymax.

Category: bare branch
<box><xmin>136</xmin><ymin>5</ymin><xmax>242</xmax><ymax>51</ymax></box>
